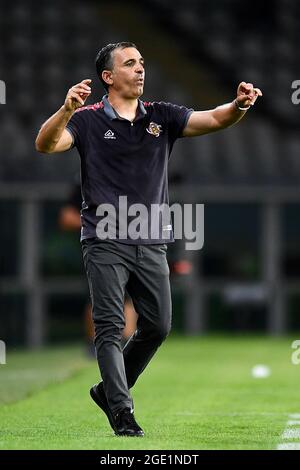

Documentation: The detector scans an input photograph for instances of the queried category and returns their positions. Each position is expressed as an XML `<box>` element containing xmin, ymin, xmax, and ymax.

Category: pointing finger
<box><xmin>253</xmin><ymin>87</ymin><xmax>263</xmax><ymax>96</ymax></box>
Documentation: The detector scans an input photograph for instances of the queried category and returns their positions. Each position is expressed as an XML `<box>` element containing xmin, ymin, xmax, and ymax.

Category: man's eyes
<box><xmin>125</xmin><ymin>61</ymin><xmax>144</xmax><ymax>66</ymax></box>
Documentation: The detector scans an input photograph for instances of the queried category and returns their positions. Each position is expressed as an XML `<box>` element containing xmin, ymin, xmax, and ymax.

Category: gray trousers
<box><xmin>82</xmin><ymin>238</ymin><xmax>172</xmax><ymax>414</ymax></box>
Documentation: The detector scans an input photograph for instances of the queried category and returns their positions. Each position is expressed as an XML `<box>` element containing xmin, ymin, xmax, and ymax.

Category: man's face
<box><xmin>105</xmin><ymin>47</ymin><xmax>145</xmax><ymax>98</ymax></box>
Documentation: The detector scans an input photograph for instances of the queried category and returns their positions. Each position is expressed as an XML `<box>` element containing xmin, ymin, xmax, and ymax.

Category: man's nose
<box><xmin>135</xmin><ymin>64</ymin><xmax>144</xmax><ymax>74</ymax></box>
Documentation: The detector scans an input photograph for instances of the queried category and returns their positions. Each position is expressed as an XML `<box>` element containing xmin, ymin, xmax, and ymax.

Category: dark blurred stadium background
<box><xmin>0</xmin><ymin>0</ymin><xmax>299</xmax><ymax>348</ymax></box>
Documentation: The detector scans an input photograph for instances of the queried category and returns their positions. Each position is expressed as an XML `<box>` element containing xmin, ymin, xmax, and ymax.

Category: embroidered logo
<box><xmin>104</xmin><ymin>130</ymin><xmax>116</xmax><ymax>139</ymax></box>
<box><xmin>146</xmin><ymin>122</ymin><xmax>162</xmax><ymax>137</ymax></box>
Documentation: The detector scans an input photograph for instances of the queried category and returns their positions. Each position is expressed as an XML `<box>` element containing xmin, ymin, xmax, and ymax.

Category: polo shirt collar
<box><xmin>102</xmin><ymin>94</ymin><xmax>147</xmax><ymax>121</ymax></box>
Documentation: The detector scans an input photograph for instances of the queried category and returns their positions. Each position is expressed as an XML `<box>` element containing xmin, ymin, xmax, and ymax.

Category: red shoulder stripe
<box><xmin>75</xmin><ymin>102</ymin><xmax>104</xmax><ymax>113</ymax></box>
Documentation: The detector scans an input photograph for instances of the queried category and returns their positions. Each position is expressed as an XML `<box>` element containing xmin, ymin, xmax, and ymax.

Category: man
<box><xmin>35</xmin><ymin>42</ymin><xmax>262</xmax><ymax>437</ymax></box>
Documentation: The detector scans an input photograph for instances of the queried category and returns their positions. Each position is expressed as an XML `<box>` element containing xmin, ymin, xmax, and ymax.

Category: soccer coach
<box><xmin>35</xmin><ymin>42</ymin><xmax>262</xmax><ymax>437</ymax></box>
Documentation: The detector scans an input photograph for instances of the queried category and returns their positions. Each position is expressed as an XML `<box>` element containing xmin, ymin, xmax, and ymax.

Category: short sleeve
<box><xmin>159</xmin><ymin>102</ymin><xmax>194</xmax><ymax>140</ymax></box>
<box><xmin>66</xmin><ymin>109</ymin><xmax>88</xmax><ymax>149</ymax></box>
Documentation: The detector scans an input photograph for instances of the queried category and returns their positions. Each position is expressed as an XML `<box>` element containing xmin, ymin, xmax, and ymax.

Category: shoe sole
<box><xmin>90</xmin><ymin>385</ymin><xmax>117</xmax><ymax>433</ymax></box>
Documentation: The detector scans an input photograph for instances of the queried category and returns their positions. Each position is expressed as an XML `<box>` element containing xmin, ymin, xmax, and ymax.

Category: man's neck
<box><xmin>107</xmin><ymin>93</ymin><xmax>139</xmax><ymax>122</ymax></box>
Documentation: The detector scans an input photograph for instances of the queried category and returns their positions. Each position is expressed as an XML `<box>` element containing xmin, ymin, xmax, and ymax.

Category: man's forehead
<box><xmin>113</xmin><ymin>47</ymin><xmax>143</xmax><ymax>63</ymax></box>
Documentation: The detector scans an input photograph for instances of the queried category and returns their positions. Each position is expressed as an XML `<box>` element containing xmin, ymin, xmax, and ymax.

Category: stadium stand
<box><xmin>142</xmin><ymin>0</ymin><xmax>300</xmax><ymax>184</ymax></box>
<box><xmin>0</xmin><ymin>0</ymin><xmax>299</xmax><ymax>186</ymax></box>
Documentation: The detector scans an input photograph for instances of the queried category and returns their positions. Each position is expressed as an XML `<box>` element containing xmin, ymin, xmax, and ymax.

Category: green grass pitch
<box><xmin>0</xmin><ymin>335</ymin><xmax>299</xmax><ymax>450</ymax></box>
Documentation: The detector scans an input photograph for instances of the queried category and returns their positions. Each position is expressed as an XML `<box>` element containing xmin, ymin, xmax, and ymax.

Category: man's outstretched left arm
<box><xmin>183</xmin><ymin>82</ymin><xmax>262</xmax><ymax>137</ymax></box>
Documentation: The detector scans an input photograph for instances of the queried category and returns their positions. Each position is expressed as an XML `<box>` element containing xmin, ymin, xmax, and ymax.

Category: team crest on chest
<box><xmin>146</xmin><ymin>122</ymin><xmax>162</xmax><ymax>137</ymax></box>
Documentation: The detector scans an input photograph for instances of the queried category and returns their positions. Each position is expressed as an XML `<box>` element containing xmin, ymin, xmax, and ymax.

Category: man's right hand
<box><xmin>64</xmin><ymin>79</ymin><xmax>92</xmax><ymax>112</ymax></box>
<box><xmin>35</xmin><ymin>78</ymin><xmax>92</xmax><ymax>153</ymax></box>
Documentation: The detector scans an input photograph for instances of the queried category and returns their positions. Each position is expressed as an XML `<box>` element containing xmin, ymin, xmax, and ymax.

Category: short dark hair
<box><xmin>95</xmin><ymin>42</ymin><xmax>138</xmax><ymax>92</ymax></box>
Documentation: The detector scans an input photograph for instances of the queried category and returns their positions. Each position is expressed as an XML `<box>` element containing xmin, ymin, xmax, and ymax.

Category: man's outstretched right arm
<box><xmin>35</xmin><ymin>79</ymin><xmax>91</xmax><ymax>154</ymax></box>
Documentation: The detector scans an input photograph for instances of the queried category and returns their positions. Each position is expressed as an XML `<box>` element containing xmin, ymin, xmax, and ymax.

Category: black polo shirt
<box><xmin>66</xmin><ymin>95</ymin><xmax>193</xmax><ymax>244</ymax></box>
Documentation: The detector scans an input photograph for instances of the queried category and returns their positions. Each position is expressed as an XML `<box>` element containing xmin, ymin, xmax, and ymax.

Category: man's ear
<box><xmin>102</xmin><ymin>70</ymin><xmax>113</xmax><ymax>87</ymax></box>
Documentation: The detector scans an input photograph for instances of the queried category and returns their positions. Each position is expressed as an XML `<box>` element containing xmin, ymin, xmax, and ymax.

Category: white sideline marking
<box><xmin>277</xmin><ymin>413</ymin><xmax>300</xmax><ymax>450</ymax></box>
<box><xmin>282</xmin><ymin>429</ymin><xmax>300</xmax><ymax>439</ymax></box>
<box><xmin>277</xmin><ymin>444</ymin><xmax>300</xmax><ymax>450</ymax></box>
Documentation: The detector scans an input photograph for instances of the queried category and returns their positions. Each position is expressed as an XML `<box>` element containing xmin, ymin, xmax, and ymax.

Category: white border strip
<box><xmin>277</xmin><ymin>413</ymin><xmax>300</xmax><ymax>450</ymax></box>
